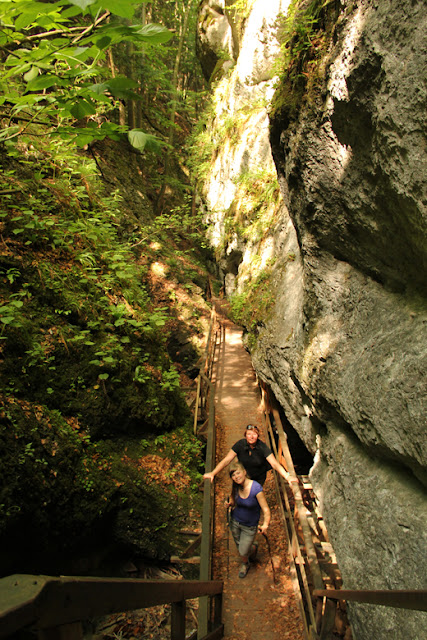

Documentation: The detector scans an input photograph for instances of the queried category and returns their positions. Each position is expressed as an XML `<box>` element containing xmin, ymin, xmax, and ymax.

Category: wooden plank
<box><xmin>198</xmin><ymin>374</ymin><xmax>216</xmax><ymax>639</ymax></box>
<box><xmin>198</xmin><ymin>625</ymin><xmax>224</xmax><ymax>640</ymax></box>
<box><xmin>180</xmin><ymin>533</ymin><xmax>202</xmax><ymax>558</ymax></box>
<box><xmin>170</xmin><ymin>557</ymin><xmax>200</xmax><ymax>565</ymax></box>
<box><xmin>264</xmin><ymin>412</ymin><xmax>316</xmax><ymax>640</ymax></box>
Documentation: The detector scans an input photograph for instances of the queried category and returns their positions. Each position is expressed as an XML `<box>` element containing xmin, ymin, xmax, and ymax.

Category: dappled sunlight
<box><xmin>150</xmin><ymin>261</ymin><xmax>168</xmax><ymax>277</ymax></box>
<box><xmin>235</xmin><ymin>0</ymin><xmax>291</xmax><ymax>85</ymax></box>
<box><xmin>323</xmin><ymin>4</ymin><xmax>366</xmax><ymax>179</ymax></box>
<box><xmin>326</xmin><ymin>4</ymin><xmax>366</xmax><ymax>102</ymax></box>
<box><xmin>337</xmin><ymin>141</ymin><xmax>352</xmax><ymax>179</ymax></box>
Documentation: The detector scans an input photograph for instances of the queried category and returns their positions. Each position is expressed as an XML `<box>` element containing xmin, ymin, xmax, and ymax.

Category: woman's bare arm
<box><xmin>203</xmin><ymin>448</ymin><xmax>237</xmax><ymax>482</ymax></box>
<box><xmin>256</xmin><ymin>491</ymin><xmax>271</xmax><ymax>533</ymax></box>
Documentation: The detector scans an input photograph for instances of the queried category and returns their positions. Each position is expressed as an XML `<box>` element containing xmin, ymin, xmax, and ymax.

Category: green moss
<box><xmin>270</xmin><ymin>0</ymin><xmax>340</xmax><ymax>128</ymax></box>
<box><xmin>229</xmin><ymin>259</ymin><xmax>278</xmax><ymax>346</ymax></box>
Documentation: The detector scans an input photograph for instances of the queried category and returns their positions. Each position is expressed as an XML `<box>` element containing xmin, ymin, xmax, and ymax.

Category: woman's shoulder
<box><xmin>257</xmin><ymin>439</ymin><xmax>272</xmax><ymax>455</ymax></box>
<box><xmin>252</xmin><ymin>480</ymin><xmax>263</xmax><ymax>494</ymax></box>
<box><xmin>232</xmin><ymin>438</ymin><xmax>246</xmax><ymax>451</ymax></box>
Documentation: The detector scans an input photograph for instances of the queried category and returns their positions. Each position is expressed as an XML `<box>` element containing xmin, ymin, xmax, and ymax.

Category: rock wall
<box><xmin>197</xmin><ymin>1</ymin><xmax>427</xmax><ymax>639</ymax></box>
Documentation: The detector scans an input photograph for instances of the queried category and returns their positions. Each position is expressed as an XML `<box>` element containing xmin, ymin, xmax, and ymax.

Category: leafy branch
<box><xmin>0</xmin><ymin>0</ymin><xmax>173</xmax><ymax>150</ymax></box>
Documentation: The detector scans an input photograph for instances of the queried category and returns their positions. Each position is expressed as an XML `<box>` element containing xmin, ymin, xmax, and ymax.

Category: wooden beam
<box><xmin>313</xmin><ymin>589</ymin><xmax>427</xmax><ymax>612</ymax></box>
<box><xmin>0</xmin><ymin>576</ymin><xmax>223</xmax><ymax>637</ymax></box>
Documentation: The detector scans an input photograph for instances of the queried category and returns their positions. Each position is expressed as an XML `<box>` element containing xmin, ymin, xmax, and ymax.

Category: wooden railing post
<box><xmin>38</xmin><ymin>622</ymin><xmax>83</xmax><ymax>640</ymax></box>
<box><xmin>171</xmin><ymin>600</ymin><xmax>186</xmax><ymax>640</ymax></box>
<box><xmin>212</xmin><ymin>593</ymin><xmax>222</xmax><ymax>628</ymax></box>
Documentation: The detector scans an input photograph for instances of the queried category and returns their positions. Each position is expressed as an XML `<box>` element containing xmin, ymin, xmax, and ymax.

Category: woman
<box><xmin>226</xmin><ymin>462</ymin><xmax>270</xmax><ymax>578</ymax></box>
<box><xmin>204</xmin><ymin>424</ymin><xmax>295</xmax><ymax>486</ymax></box>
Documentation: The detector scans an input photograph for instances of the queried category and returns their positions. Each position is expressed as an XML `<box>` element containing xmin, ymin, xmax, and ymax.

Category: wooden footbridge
<box><xmin>1</xmin><ymin>304</ymin><xmax>426</xmax><ymax>640</ymax></box>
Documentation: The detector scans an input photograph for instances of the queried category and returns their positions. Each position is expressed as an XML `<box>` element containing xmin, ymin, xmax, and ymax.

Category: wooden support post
<box><xmin>193</xmin><ymin>375</ymin><xmax>201</xmax><ymax>434</ymax></box>
<box><xmin>39</xmin><ymin>622</ymin><xmax>83</xmax><ymax>640</ymax></box>
<box><xmin>171</xmin><ymin>600</ymin><xmax>186</xmax><ymax>640</ymax></box>
<box><xmin>212</xmin><ymin>592</ymin><xmax>222</xmax><ymax>628</ymax></box>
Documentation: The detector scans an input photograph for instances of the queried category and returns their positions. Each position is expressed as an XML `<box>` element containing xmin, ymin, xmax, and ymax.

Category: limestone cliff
<box><xmin>196</xmin><ymin>1</ymin><xmax>427</xmax><ymax>639</ymax></box>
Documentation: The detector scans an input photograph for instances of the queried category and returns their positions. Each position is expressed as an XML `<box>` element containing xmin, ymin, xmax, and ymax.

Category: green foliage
<box><xmin>229</xmin><ymin>259</ymin><xmax>277</xmax><ymax>349</ymax></box>
<box><xmin>0</xmin><ymin>0</ymin><xmax>212</xmax><ymax>575</ymax></box>
<box><xmin>0</xmin><ymin>131</ymin><xmax>214</xmax><ymax>571</ymax></box>
<box><xmin>0</xmin><ymin>397</ymin><xmax>203</xmax><ymax>567</ymax></box>
<box><xmin>0</xmin><ymin>396</ymin><xmax>116</xmax><ymax>546</ymax></box>
<box><xmin>0</xmin><ymin>139</ymin><xmax>195</xmax><ymax>439</ymax></box>
<box><xmin>0</xmin><ymin>0</ymin><xmax>172</xmax><ymax>149</ymax></box>
<box><xmin>270</xmin><ymin>0</ymin><xmax>339</xmax><ymax>123</ymax></box>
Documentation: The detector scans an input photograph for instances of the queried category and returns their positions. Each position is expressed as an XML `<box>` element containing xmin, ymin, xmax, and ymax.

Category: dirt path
<box><xmin>210</xmin><ymin>301</ymin><xmax>305</xmax><ymax>640</ymax></box>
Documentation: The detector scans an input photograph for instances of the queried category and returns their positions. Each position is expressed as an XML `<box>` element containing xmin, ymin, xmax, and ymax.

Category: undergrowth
<box><xmin>0</xmin><ymin>132</ymin><xmax>212</xmax><ymax>574</ymax></box>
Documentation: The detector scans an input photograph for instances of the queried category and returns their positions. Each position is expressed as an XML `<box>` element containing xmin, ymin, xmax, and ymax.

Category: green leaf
<box><xmin>96</xmin><ymin>0</ymin><xmax>139</xmax><ymax>19</ymax></box>
<box><xmin>67</xmin><ymin>0</ymin><xmax>97</xmax><ymax>10</ymax></box>
<box><xmin>69</xmin><ymin>99</ymin><xmax>96</xmax><ymax>119</ymax></box>
<box><xmin>90</xmin><ymin>77</ymin><xmax>139</xmax><ymax>100</ymax></box>
<box><xmin>23</xmin><ymin>66</ymin><xmax>39</xmax><ymax>83</ymax></box>
<box><xmin>136</xmin><ymin>23</ymin><xmax>173</xmax><ymax>44</ymax></box>
<box><xmin>128</xmin><ymin>129</ymin><xmax>161</xmax><ymax>153</ymax></box>
<box><xmin>98</xmin><ymin>373</ymin><xmax>109</xmax><ymax>380</ymax></box>
<box><xmin>26</xmin><ymin>75</ymin><xmax>64</xmax><ymax>91</ymax></box>
<box><xmin>15</xmin><ymin>8</ymin><xmax>42</xmax><ymax>30</ymax></box>
<box><xmin>94</xmin><ymin>35</ymin><xmax>112</xmax><ymax>50</ymax></box>
<box><xmin>108</xmin><ymin>77</ymin><xmax>139</xmax><ymax>91</ymax></box>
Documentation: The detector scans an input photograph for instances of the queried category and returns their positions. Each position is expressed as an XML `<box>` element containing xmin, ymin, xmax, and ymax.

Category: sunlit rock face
<box><xmin>196</xmin><ymin>0</ymin><xmax>292</xmax><ymax>293</ymax></box>
<box><xmin>197</xmin><ymin>1</ymin><xmax>235</xmax><ymax>80</ymax></box>
<box><xmin>198</xmin><ymin>1</ymin><xmax>427</xmax><ymax>639</ymax></box>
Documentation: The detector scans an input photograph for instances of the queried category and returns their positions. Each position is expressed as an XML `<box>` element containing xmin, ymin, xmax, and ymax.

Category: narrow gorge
<box><xmin>195</xmin><ymin>1</ymin><xmax>427</xmax><ymax>639</ymax></box>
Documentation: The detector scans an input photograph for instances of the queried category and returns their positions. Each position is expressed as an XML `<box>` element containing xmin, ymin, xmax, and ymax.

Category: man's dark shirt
<box><xmin>232</xmin><ymin>438</ymin><xmax>272</xmax><ymax>485</ymax></box>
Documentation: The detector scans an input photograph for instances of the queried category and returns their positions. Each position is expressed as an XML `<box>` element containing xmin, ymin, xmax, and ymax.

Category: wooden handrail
<box><xmin>198</xmin><ymin>372</ymin><xmax>217</xmax><ymax>638</ymax></box>
<box><xmin>194</xmin><ymin>309</ymin><xmax>217</xmax><ymax>434</ymax></box>
<box><xmin>0</xmin><ymin>575</ymin><xmax>223</xmax><ymax>639</ymax></box>
<box><xmin>313</xmin><ymin>588</ymin><xmax>427</xmax><ymax>612</ymax></box>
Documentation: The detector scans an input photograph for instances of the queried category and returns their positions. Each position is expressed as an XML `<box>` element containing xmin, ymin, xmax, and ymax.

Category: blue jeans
<box><xmin>229</xmin><ymin>517</ymin><xmax>258</xmax><ymax>558</ymax></box>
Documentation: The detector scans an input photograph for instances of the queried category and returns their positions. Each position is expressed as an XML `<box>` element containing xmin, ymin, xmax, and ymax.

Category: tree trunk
<box><xmin>156</xmin><ymin>0</ymin><xmax>194</xmax><ymax>214</ymax></box>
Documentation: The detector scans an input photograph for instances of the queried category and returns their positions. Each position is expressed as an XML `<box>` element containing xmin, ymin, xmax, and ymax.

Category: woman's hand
<box><xmin>203</xmin><ymin>472</ymin><xmax>215</xmax><ymax>483</ymax></box>
<box><xmin>258</xmin><ymin>522</ymin><xmax>269</xmax><ymax>535</ymax></box>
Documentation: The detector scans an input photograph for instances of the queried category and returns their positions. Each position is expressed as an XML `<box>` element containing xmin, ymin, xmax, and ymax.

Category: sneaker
<box><xmin>249</xmin><ymin>542</ymin><xmax>258</xmax><ymax>561</ymax></box>
<box><xmin>238</xmin><ymin>562</ymin><xmax>250</xmax><ymax>579</ymax></box>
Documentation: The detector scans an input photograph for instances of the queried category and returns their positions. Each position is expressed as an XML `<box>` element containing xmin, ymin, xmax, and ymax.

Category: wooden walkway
<box><xmin>210</xmin><ymin>306</ymin><xmax>306</xmax><ymax>640</ymax></box>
